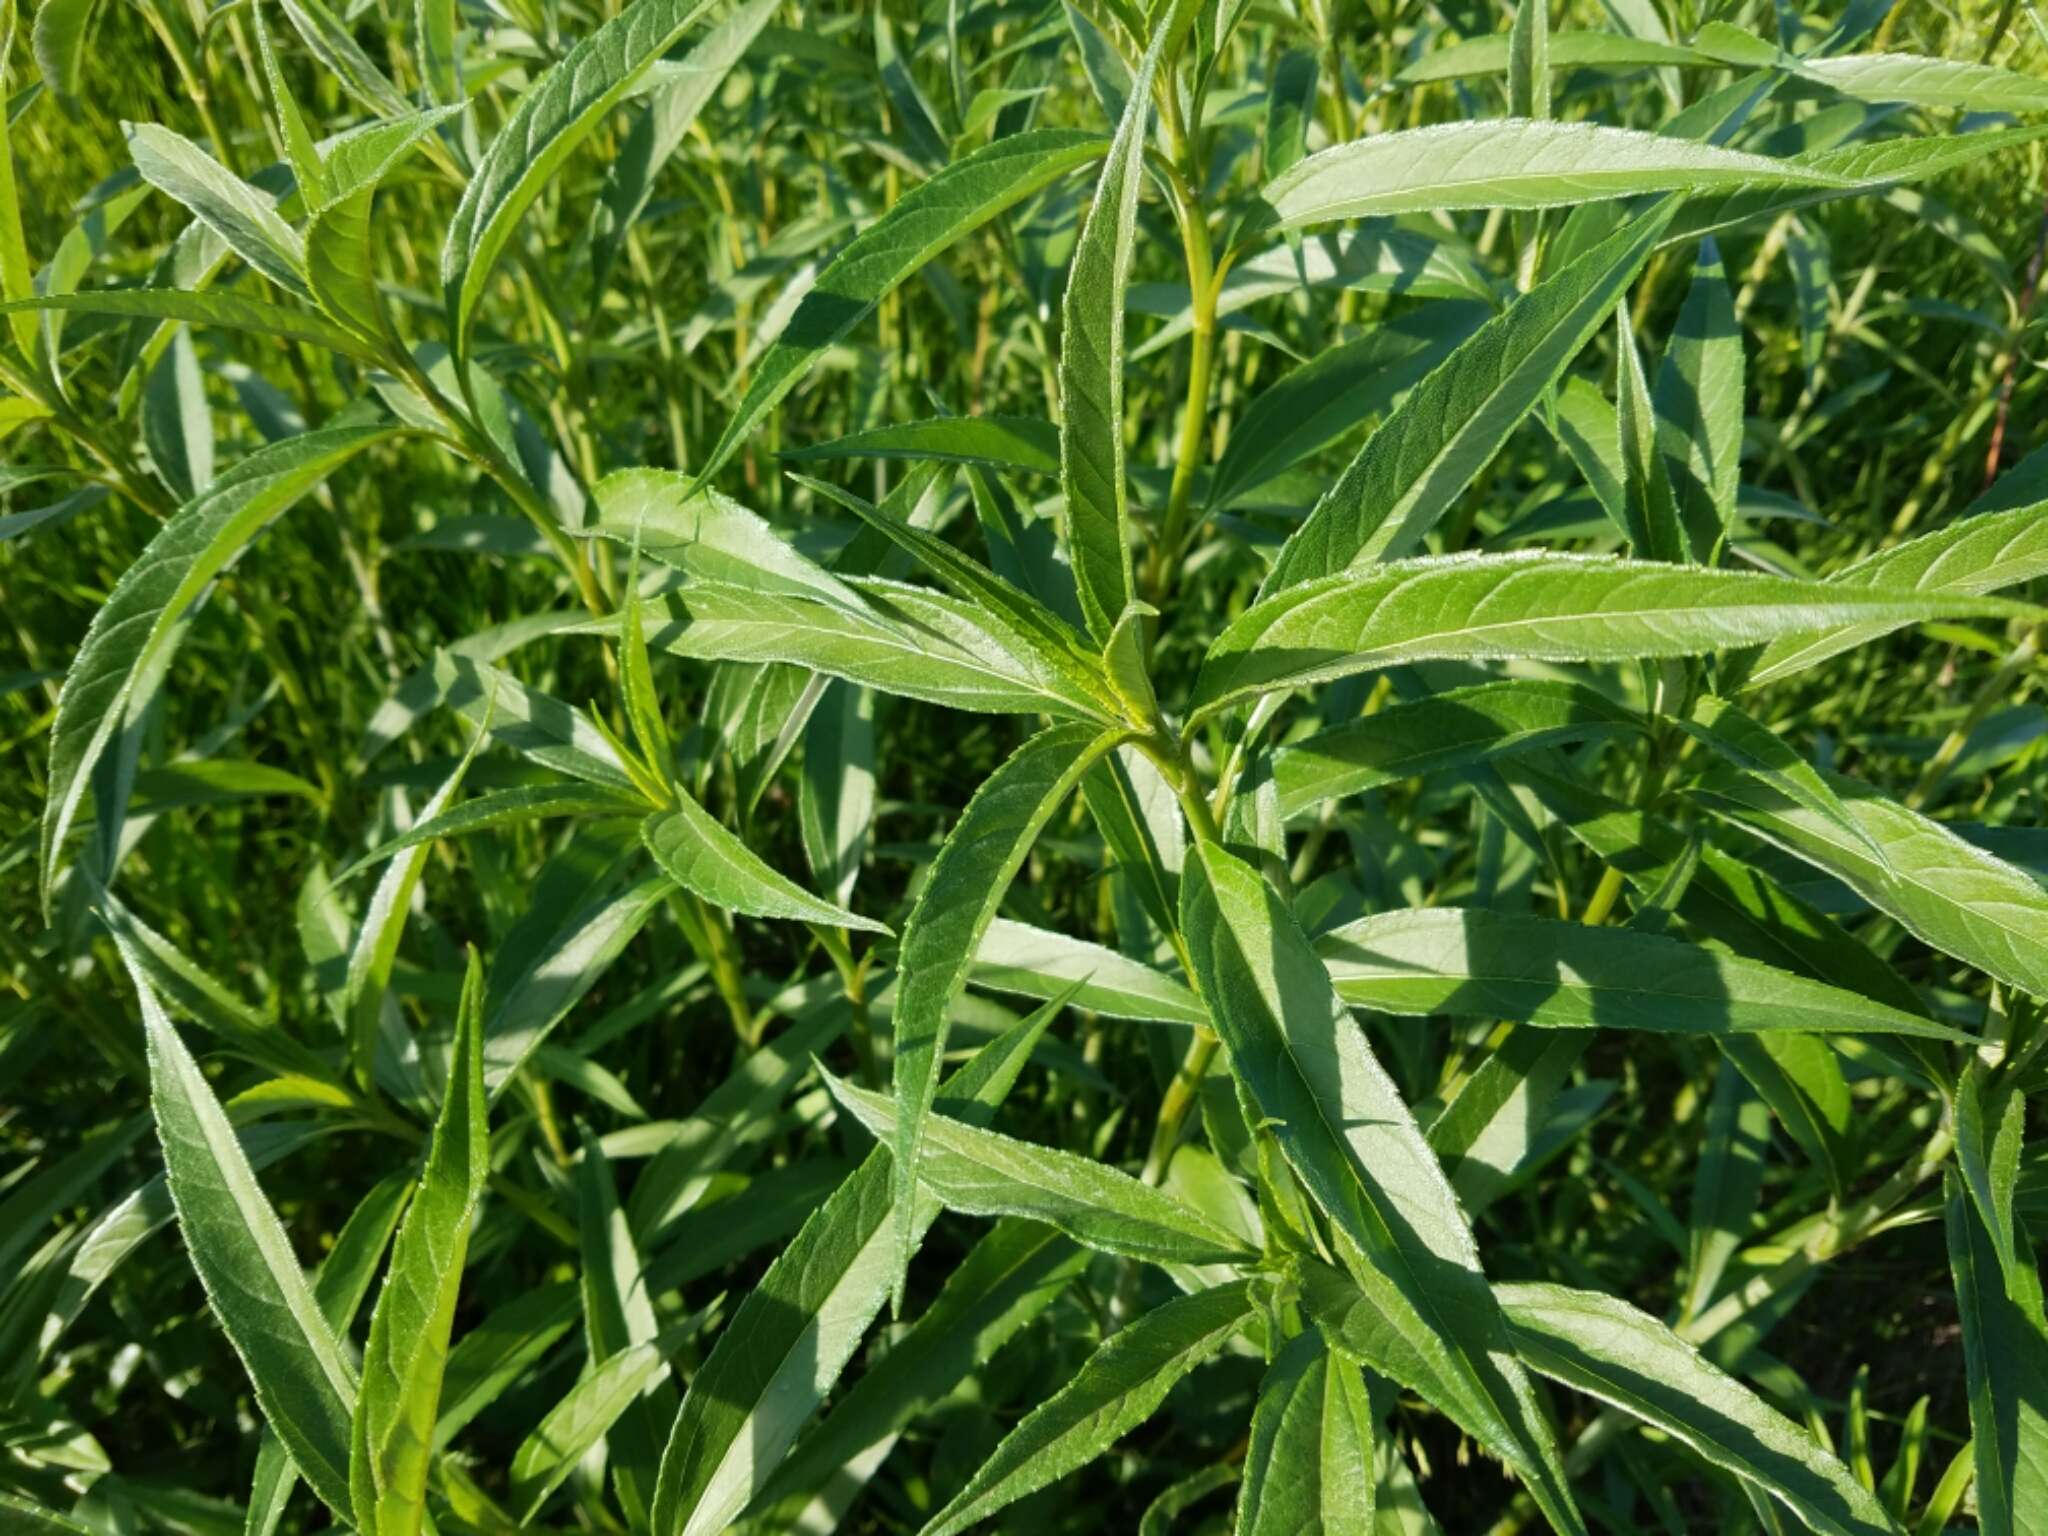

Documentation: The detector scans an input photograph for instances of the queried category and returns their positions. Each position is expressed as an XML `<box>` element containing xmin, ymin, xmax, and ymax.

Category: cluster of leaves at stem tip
<box><xmin>6</xmin><ymin>0</ymin><xmax>2048</xmax><ymax>1531</ymax></box>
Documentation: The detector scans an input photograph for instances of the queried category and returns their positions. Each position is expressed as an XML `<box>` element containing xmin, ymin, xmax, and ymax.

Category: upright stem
<box><xmin>1144</xmin><ymin>159</ymin><xmax>1219</xmax><ymax>608</ymax></box>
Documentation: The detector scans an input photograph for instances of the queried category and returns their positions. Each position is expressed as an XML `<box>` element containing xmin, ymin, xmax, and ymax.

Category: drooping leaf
<box><xmin>441</xmin><ymin>0</ymin><xmax>718</xmax><ymax>351</ymax></box>
<box><xmin>641</xmin><ymin>795</ymin><xmax>889</xmax><ymax>934</ymax></box>
<box><xmin>1498</xmin><ymin>1281</ymin><xmax>1899</xmax><ymax>1536</ymax></box>
<box><xmin>42</xmin><ymin>423</ymin><xmax>396</xmax><ymax>909</ymax></box>
<box><xmin>691</xmin><ymin>130</ymin><xmax>1107</xmax><ymax>490</ymax></box>
<box><xmin>1690</xmin><ymin>765</ymin><xmax>2048</xmax><ymax>1002</ymax></box>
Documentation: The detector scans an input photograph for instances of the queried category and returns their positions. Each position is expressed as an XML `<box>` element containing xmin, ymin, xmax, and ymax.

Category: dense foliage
<box><xmin>5</xmin><ymin>0</ymin><xmax>2048</xmax><ymax>1530</ymax></box>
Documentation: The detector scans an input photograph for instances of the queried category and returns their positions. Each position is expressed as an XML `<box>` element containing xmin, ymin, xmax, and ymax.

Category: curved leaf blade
<box><xmin>441</xmin><ymin>0</ymin><xmax>718</xmax><ymax>351</ymax></box>
<box><xmin>920</xmin><ymin>1280</ymin><xmax>1258</xmax><ymax>1536</ymax></box>
<box><xmin>641</xmin><ymin>796</ymin><xmax>890</xmax><ymax>934</ymax></box>
<box><xmin>127</xmin><ymin>941</ymin><xmax>359</xmax><ymax>1521</ymax></box>
<box><xmin>692</xmin><ymin>129</ymin><xmax>1108</xmax><ymax>491</ymax></box>
<box><xmin>41</xmin><ymin>423</ymin><xmax>396</xmax><ymax>909</ymax></box>
<box><xmin>1499</xmin><ymin>1282</ymin><xmax>1900</xmax><ymax>1536</ymax></box>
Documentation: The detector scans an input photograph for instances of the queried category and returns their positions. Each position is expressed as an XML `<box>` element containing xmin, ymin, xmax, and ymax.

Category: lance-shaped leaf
<box><xmin>351</xmin><ymin>953</ymin><xmax>490</xmax><ymax>1536</ymax></box>
<box><xmin>1947</xmin><ymin>1173</ymin><xmax>2048</xmax><ymax>1536</ymax></box>
<box><xmin>1207</xmin><ymin>308</ymin><xmax>1486</xmax><ymax>514</ymax></box>
<box><xmin>920</xmin><ymin>1280</ymin><xmax>1258</xmax><ymax>1536</ymax></box>
<box><xmin>1180</xmin><ymin>843</ymin><xmax>1583</xmax><ymax>1535</ymax></box>
<box><xmin>1297</xmin><ymin>1256</ymin><xmax>1551</xmax><ymax>1489</ymax></box>
<box><xmin>642</xmin><ymin>795</ymin><xmax>889</xmax><ymax>934</ymax></box>
<box><xmin>1615</xmin><ymin>302</ymin><xmax>1685</xmax><ymax>562</ymax></box>
<box><xmin>785</xmin><ymin>469</ymin><xmax>1120</xmax><ymax>717</ymax></box>
<box><xmin>1956</xmin><ymin>1064</ymin><xmax>2028</xmax><ymax>1297</ymax></box>
<box><xmin>0</xmin><ymin>289</ymin><xmax>379</xmax><ymax>362</ymax></box>
<box><xmin>1690</xmin><ymin>766</ymin><xmax>2048</xmax><ymax>1002</ymax></box>
<box><xmin>801</xmin><ymin>679</ymin><xmax>875</xmax><ymax>906</ymax></box>
<box><xmin>1058</xmin><ymin>15</ymin><xmax>1161</xmax><ymax>639</ymax></box>
<box><xmin>1191</xmin><ymin>551</ymin><xmax>2037</xmax><ymax>722</ymax></box>
<box><xmin>1676</xmin><ymin>695</ymin><xmax>1889</xmax><ymax>868</ymax></box>
<box><xmin>588</xmin><ymin>0</ymin><xmax>782</xmax><ymax>298</ymax></box>
<box><xmin>1236</xmin><ymin>1329</ymin><xmax>1376</xmax><ymax>1536</ymax></box>
<box><xmin>691</xmin><ymin>129</ymin><xmax>1106</xmax><ymax>490</ymax></box>
<box><xmin>595</xmin><ymin>471</ymin><xmax>869</xmax><ymax>604</ymax></box>
<box><xmin>1743</xmin><ymin>496</ymin><xmax>2048</xmax><ymax>687</ymax></box>
<box><xmin>344</xmin><ymin>742</ymin><xmax>477</xmax><ymax>1088</ymax></box>
<box><xmin>1655</xmin><ymin>238</ymin><xmax>1742</xmax><ymax>557</ymax></box>
<box><xmin>124</xmin><ymin>123</ymin><xmax>308</xmax><ymax>296</ymax></box>
<box><xmin>0</xmin><ymin>1493</ymin><xmax>97</xmax><ymax>1536</ymax></box>
<box><xmin>650</xmin><ymin>577</ymin><xmax>1117</xmax><ymax>719</ymax></box>
<box><xmin>1315</xmin><ymin>908</ymin><xmax>1964</xmax><ymax>1040</ymax></box>
<box><xmin>973</xmin><ymin>916</ymin><xmax>1205</xmax><ymax>1025</ymax></box>
<box><xmin>483</xmin><ymin>872</ymin><xmax>672</xmax><ymax>1099</ymax></box>
<box><xmin>890</xmin><ymin>722</ymin><xmax>1126</xmax><ymax>1298</ymax></box>
<box><xmin>828</xmin><ymin>1074</ymin><xmax>1255</xmax><ymax>1265</ymax></box>
<box><xmin>1497</xmin><ymin>1282</ymin><xmax>1898</xmax><ymax>1536</ymax></box>
<box><xmin>1397</xmin><ymin>32</ymin><xmax>1708</xmax><ymax>83</ymax></box>
<box><xmin>650</xmin><ymin>999</ymin><xmax>1062</xmax><ymax>1536</ymax></box>
<box><xmin>746</xmin><ymin>1220</ymin><xmax>1088</xmax><ymax>1523</ymax></box>
<box><xmin>336</xmin><ymin>786</ymin><xmax>641</xmax><ymax>879</ymax></box>
<box><xmin>1273</xmin><ymin>679</ymin><xmax>1644</xmax><ymax>819</ymax></box>
<box><xmin>1666</xmin><ymin>124</ymin><xmax>2048</xmax><ymax>246</ymax></box>
<box><xmin>441</xmin><ymin>0</ymin><xmax>717</xmax><ymax>351</ymax></box>
<box><xmin>509</xmin><ymin>1338</ymin><xmax>672</xmax><ymax>1520</ymax></box>
<box><xmin>42</xmin><ymin>423</ymin><xmax>396</xmax><ymax>910</ymax></box>
<box><xmin>1258</xmin><ymin>203</ymin><xmax>1675</xmax><ymax>595</ymax></box>
<box><xmin>248</xmin><ymin>1175</ymin><xmax>412</xmax><ymax>1536</ymax></box>
<box><xmin>1799</xmin><ymin>52</ymin><xmax>2048</xmax><ymax>113</ymax></box>
<box><xmin>1253</xmin><ymin>120</ymin><xmax>1844</xmax><ymax>234</ymax></box>
<box><xmin>126</xmin><ymin>940</ymin><xmax>359</xmax><ymax>1522</ymax></box>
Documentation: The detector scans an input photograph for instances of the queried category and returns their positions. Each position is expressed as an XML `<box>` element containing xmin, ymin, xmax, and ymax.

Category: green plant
<box><xmin>6</xmin><ymin>0</ymin><xmax>2048</xmax><ymax>1532</ymax></box>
